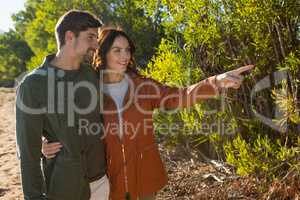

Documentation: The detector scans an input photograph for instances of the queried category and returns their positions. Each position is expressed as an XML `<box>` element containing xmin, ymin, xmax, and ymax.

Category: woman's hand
<box><xmin>215</xmin><ymin>65</ymin><xmax>254</xmax><ymax>89</ymax></box>
<box><xmin>42</xmin><ymin>139</ymin><xmax>62</xmax><ymax>159</ymax></box>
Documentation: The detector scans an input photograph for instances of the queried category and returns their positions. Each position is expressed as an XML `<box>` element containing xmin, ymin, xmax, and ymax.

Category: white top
<box><xmin>103</xmin><ymin>77</ymin><xmax>129</xmax><ymax>139</ymax></box>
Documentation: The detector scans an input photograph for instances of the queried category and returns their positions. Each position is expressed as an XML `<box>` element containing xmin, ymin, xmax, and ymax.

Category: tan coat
<box><xmin>102</xmin><ymin>72</ymin><xmax>217</xmax><ymax>200</ymax></box>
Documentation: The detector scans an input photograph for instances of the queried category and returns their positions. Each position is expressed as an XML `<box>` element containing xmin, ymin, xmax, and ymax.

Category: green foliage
<box><xmin>142</xmin><ymin>38</ymin><xmax>202</xmax><ymax>86</ymax></box>
<box><xmin>12</xmin><ymin>0</ymin><xmax>164</xmax><ymax>70</ymax></box>
<box><xmin>277</xmin><ymin>50</ymin><xmax>300</xmax><ymax>78</ymax></box>
<box><xmin>141</xmin><ymin>0</ymin><xmax>300</xmax><ymax>180</ymax></box>
<box><xmin>225</xmin><ymin>134</ymin><xmax>258</xmax><ymax>176</ymax></box>
<box><xmin>225</xmin><ymin>134</ymin><xmax>300</xmax><ymax>178</ymax></box>
<box><xmin>0</xmin><ymin>31</ymin><xmax>34</xmax><ymax>80</ymax></box>
<box><xmin>272</xmin><ymin>82</ymin><xmax>300</xmax><ymax>127</ymax></box>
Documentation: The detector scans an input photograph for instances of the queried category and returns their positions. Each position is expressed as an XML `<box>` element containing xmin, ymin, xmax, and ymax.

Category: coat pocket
<box><xmin>138</xmin><ymin>144</ymin><xmax>167</xmax><ymax>194</ymax></box>
<box><xmin>47</xmin><ymin>160</ymin><xmax>82</xmax><ymax>199</ymax></box>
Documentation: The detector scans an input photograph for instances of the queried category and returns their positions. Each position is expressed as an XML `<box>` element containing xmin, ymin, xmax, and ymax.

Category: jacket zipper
<box><xmin>120</xmin><ymin>81</ymin><xmax>130</xmax><ymax>197</ymax></box>
<box><xmin>117</xmin><ymin>100</ymin><xmax>129</xmax><ymax>197</ymax></box>
<box><xmin>121</xmin><ymin>143</ymin><xmax>129</xmax><ymax>194</ymax></box>
<box><xmin>116</xmin><ymin>105</ymin><xmax>129</xmax><ymax>196</ymax></box>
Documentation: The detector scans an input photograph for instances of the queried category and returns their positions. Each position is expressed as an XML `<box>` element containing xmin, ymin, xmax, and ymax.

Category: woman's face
<box><xmin>105</xmin><ymin>36</ymin><xmax>131</xmax><ymax>73</ymax></box>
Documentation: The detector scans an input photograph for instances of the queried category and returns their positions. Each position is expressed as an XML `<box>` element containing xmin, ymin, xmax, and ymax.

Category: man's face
<box><xmin>72</xmin><ymin>28</ymin><xmax>99</xmax><ymax>62</ymax></box>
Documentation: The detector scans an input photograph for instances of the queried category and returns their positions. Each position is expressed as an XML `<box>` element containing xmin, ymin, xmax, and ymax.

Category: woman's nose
<box><xmin>121</xmin><ymin>51</ymin><xmax>130</xmax><ymax>60</ymax></box>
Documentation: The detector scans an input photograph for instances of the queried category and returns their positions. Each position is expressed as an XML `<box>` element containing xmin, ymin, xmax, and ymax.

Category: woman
<box><xmin>43</xmin><ymin>27</ymin><xmax>254</xmax><ymax>200</ymax></box>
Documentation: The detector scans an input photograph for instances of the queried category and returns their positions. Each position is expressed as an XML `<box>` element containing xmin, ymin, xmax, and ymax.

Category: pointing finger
<box><xmin>226</xmin><ymin>74</ymin><xmax>244</xmax><ymax>82</ymax></box>
<box><xmin>233</xmin><ymin>65</ymin><xmax>254</xmax><ymax>74</ymax></box>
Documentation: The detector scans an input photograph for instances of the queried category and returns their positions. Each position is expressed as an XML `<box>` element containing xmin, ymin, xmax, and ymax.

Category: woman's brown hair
<box><xmin>93</xmin><ymin>27</ymin><xmax>137</xmax><ymax>73</ymax></box>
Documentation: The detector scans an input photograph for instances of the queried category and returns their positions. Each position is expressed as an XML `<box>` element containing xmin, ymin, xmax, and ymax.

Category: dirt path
<box><xmin>0</xmin><ymin>88</ymin><xmax>23</xmax><ymax>200</ymax></box>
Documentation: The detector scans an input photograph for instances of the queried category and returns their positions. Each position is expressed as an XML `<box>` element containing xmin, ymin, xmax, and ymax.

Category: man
<box><xmin>16</xmin><ymin>10</ymin><xmax>109</xmax><ymax>200</ymax></box>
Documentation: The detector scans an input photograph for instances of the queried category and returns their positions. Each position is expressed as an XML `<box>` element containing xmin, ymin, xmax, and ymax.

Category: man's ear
<box><xmin>65</xmin><ymin>30</ymin><xmax>75</xmax><ymax>44</ymax></box>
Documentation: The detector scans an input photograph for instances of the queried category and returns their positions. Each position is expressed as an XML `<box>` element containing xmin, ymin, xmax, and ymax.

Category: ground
<box><xmin>0</xmin><ymin>88</ymin><xmax>22</xmax><ymax>199</ymax></box>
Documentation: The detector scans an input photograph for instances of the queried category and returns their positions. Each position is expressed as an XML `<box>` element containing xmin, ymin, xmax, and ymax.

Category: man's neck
<box><xmin>50</xmin><ymin>49</ymin><xmax>82</xmax><ymax>70</ymax></box>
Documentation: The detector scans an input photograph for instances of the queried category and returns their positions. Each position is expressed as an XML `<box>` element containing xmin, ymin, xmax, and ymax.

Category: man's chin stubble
<box><xmin>83</xmin><ymin>50</ymin><xmax>95</xmax><ymax>63</ymax></box>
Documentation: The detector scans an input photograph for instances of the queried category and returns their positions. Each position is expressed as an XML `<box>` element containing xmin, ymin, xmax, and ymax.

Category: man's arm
<box><xmin>16</xmin><ymin>81</ymin><xmax>46</xmax><ymax>200</ymax></box>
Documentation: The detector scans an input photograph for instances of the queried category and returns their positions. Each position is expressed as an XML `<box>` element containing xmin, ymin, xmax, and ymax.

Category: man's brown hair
<box><xmin>55</xmin><ymin>10</ymin><xmax>102</xmax><ymax>48</ymax></box>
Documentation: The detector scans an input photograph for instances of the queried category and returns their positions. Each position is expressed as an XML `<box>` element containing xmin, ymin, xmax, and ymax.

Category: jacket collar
<box><xmin>41</xmin><ymin>54</ymin><xmax>56</xmax><ymax>68</ymax></box>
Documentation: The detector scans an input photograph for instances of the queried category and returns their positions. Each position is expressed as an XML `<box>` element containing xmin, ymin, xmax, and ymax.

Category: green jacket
<box><xmin>16</xmin><ymin>55</ymin><xmax>106</xmax><ymax>200</ymax></box>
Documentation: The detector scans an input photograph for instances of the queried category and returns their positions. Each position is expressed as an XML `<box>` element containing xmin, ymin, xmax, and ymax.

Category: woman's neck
<box><xmin>103</xmin><ymin>71</ymin><xmax>125</xmax><ymax>83</ymax></box>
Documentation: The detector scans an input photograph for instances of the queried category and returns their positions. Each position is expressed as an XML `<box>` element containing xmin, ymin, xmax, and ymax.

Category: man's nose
<box><xmin>93</xmin><ymin>42</ymin><xmax>99</xmax><ymax>50</ymax></box>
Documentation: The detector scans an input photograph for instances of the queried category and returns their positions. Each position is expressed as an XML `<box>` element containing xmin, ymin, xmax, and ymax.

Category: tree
<box><xmin>12</xmin><ymin>0</ymin><xmax>164</xmax><ymax>69</ymax></box>
<box><xmin>0</xmin><ymin>30</ymin><xmax>34</xmax><ymax>81</ymax></box>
